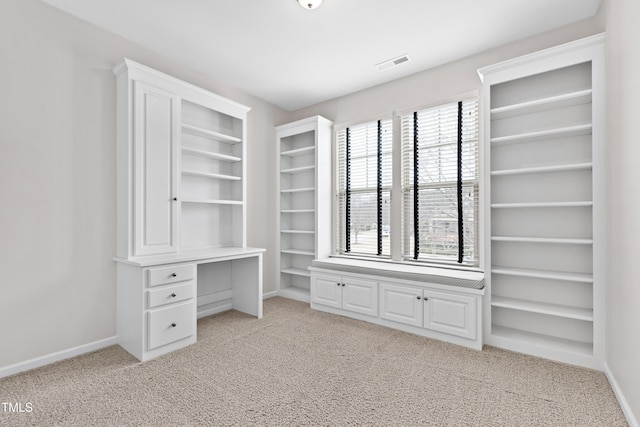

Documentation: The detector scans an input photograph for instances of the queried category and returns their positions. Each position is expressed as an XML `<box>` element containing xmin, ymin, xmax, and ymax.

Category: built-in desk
<box><xmin>115</xmin><ymin>247</ymin><xmax>264</xmax><ymax>361</ymax></box>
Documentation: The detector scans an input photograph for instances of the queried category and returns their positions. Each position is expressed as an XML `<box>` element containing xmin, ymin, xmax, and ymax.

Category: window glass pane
<box><xmin>336</xmin><ymin>119</ymin><xmax>392</xmax><ymax>257</ymax></box>
<box><xmin>401</xmin><ymin>99</ymin><xmax>479</xmax><ymax>266</ymax></box>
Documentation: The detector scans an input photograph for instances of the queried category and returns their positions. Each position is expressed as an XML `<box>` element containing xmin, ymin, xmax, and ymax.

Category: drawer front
<box><xmin>147</xmin><ymin>264</ymin><xmax>194</xmax><ymax>287</ymax></box>
<box><xmin>147</xmin><ymin>301</ymin><xmax>194</xmax><ymax>350</ymax></box>
<box><xmin>147</xmin><ymin>282</ymin><xmax>194</xmax><ymax>309</ymax></box>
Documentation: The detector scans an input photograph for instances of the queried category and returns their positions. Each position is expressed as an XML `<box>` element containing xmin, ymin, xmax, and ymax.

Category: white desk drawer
<box><xmin>147</xmin><ymin>282</ymin><xmax>194</xmax><ymax>309</ymax></box>
<box><xmin>147</xmin><ymin>301</ymin><xmax>194</xmax><ymax>350</ymax></box>
<box><xmin>147</xmin><ymin>264</ymin><xmax>194</xmax><ymax>287</ymax></box>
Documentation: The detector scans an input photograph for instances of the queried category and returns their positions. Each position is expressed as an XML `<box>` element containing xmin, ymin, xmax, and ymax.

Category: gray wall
<box><xmin>604</xmin><ymin>0</ymin><xmax>640</xmax><ymax>421</ymax></box>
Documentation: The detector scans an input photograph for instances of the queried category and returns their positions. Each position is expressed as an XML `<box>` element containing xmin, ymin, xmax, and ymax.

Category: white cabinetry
<box><xmin>311</xmin><ymin>273</ymin><xmax>378</xmax><ymax>317</ymax></box>
<box><xmin>310</xmin><ymin>259</ymin><xmax>484</xmax><ymax>350</ymax></box>
<box><xmin>478</xmin><ymin>34</ymin><xmax>605</xmax><ymax>369</ymax></box>
<box><xmin>114</xmin><ymin>59</ymin><xmax>263</xmax><ymax>362</ymax></box>
<box><xmin>276</xmin><ymin>116</ymin><xmax>332</xmax><ymax>302</ymax></box>
<box><xmin>379</xmin><ymin>283</ymin><xmax>477</xmax><ymax>340</ymax></box>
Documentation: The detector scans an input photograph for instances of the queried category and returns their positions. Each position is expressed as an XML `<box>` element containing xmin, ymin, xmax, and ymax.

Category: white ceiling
<box><xmin>40</xmin><ymin>0</ymin><xmax>601</xmax><ymax>111</ymax></box>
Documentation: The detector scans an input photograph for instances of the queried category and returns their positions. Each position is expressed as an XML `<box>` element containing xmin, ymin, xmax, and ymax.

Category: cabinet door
<box><xmin>342</xmin><ymin>277</ymin><xmax>378</xmax><ymax>317</ymax></box>
<box><xmin>310</xmin><ymin>273</ymin><xmax>342</xmax><ymax>309</ymax></box>
<box><xmin>133</xmin><ymin>81</ymin><xmax>178</xmax><ymax>256</ymax></box>
<box><xmin>379</xmin><ymin>282</ymin><xmax>423</xmax><ymax>327</ymax></box>
<box><xmin>424</xmin><ymin>290</ymin><xmax>476</xmax><ymax>340</ymax></box>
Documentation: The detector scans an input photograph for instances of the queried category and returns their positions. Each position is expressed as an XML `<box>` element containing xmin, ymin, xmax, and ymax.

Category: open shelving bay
<box><xmin>179</xmin><ymin>99</ymin><xmax>246</xmax><ymax>251</ymax></box>
<box><xmin>478</xmin><ymin>35</ymin><xmax>605</xmax><ymax>369</ymax></box>
<box><xmin>276</xmin><ymin>116</ymin><xmax>332</xmax><ymax>302</ymax></box>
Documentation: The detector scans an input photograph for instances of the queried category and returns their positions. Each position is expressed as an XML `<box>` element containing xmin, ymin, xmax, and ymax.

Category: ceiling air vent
<box><xmin>376</xmin><ymin>54</ymin><xmax>411</xmax><ymax>71</ymax></box>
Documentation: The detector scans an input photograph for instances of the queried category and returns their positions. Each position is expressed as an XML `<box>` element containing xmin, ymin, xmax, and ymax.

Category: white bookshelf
<box><xmin>478</xmin><ymin>34</ymin><xmax>605</xmax><ymax>369</ymax></box>
<box><xmin>276</xmin><ymin>116</ymin><xmax>333</xmax><ymax>302</ymax></box>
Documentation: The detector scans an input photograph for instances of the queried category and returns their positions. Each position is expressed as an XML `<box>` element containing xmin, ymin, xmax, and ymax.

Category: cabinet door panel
<box><xmin>134</xmin><ymin>81</ymin><xmax>178</xmax><ymax>256</ymax></box>
<box><xmin>310</xmin><ymin>274</ymin><xmax>342</xmax><ymax>308</ymax></box>
<box><xmin>343</xmin><ymin>278</ymin><xmax>378</xmax><ymax>317</ymax></box>
<box><xmin>424</xmin><ymin>290</ymin><xmax>476</xmax><ymax>340</ymax></box>
<box><xmin>379</xmin><ymin>282</ymin><xmax>422</xmax><ymax>327</ymax></box>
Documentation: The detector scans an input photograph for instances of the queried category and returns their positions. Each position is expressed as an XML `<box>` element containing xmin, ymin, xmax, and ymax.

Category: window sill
<box><xmin>310</xmin><ymin>256</ymin><xmax>484</xmax><ymax>291</ymax></box>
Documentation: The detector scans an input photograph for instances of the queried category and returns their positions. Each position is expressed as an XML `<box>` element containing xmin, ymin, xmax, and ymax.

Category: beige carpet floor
<box><xmin>0</xmin><ymin>297</ymin><xmax>627</xmax><ymax>426</ymax></box>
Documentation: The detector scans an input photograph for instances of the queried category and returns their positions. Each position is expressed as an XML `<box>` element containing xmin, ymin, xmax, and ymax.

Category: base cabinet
<box><xmin>379</xmin><ymin>283</ymin><xmax>477</xmax><ymax>340</ymax></box>
<box><xmin>310</xmin><ymin>267</ymin><xmax>484</xmax><ymax>350</ymax></box>
<box><xmin>311</xmin><ymin>273</ymin><xmax>378</xmax><ymax>317</ymax></box>
<box><xmin>117</xmin><ymin>262</ymin><xmax>197</xmax><ymax>362</ymax></box>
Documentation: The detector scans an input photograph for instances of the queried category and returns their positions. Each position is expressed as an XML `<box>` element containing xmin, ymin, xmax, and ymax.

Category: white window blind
<box><xmin>401</xmin><ymin>99</ymin><xmax>479</xmax><ymax>265</ymax></box>
<box><xmin>337</xmin><ymin>119</ymin><xmax>392</xmax><ymax>257</ymax></box>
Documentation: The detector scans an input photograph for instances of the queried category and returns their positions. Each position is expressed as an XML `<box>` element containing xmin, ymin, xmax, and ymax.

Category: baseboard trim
<box><xmin>0</xmin><ymin>336</ymin><xmax>118</xmax><ymax>379</ymax></box>
<box><xmin>604</xmin><ymin>361</ymin><xmax>639</xmax><ymax>427</ymax></box>
<box><xmin>262</xmin><ymin>290</ymin><xmax>279</xmax><ymax>299</ymax></box>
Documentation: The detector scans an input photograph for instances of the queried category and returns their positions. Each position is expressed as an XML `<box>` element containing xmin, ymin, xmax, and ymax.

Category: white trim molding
<box><xmin>0</xmin><ymin>336</ymin><xmax>118</xmax><ymax>379</ymax></box>
<box><xmin>604</xmin><ymin>362</ymin><xmax>639</xmax><ymax>427</ymax></box>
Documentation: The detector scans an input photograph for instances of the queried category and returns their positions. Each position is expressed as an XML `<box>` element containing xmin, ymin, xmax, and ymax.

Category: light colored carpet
<box><xmin>0</xmin><ymin>297</ymin><xmax>627</xmax><ymax>426</ymax></box>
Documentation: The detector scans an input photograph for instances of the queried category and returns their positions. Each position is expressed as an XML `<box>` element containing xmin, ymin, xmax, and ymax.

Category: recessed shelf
<box><xmin>281</xmin><ymin>230</ymin><xmax>315</xmax><ymax>234</ymax></box>
<box><xmin>281</xmin><ymin>268</ymin><xmax>311</xmax><ymax>277</ymax></box>
<box><xmin>491</xmin><ymin>236</ymin><xmax>593</xmax><ymax>245</ymax></box>
<box><xmin>491</xmin><ymin>201</ymin><xmax>593</xmax><ymax>209</ymax></box>
<box><xmin>182</xmin><ymin>170</ymin><xmax>241</xmax><ymax>181</ymax></box>
<box><xmin>181</xmin><ymin>198</ymin><xmax>242</xmax><ymax>205</ymax></box>
<box><xmin>491</xmin><ymin>325</ymin><xmax>593</xmax><ymax>357</ymax></box>
<box><xmin>281</xmin><ymin>249</ymin><xmax>315</xmax><ymax>256</ymax></box>
<box><xmin>281</xmin><ymin>165</ymin><xmax>315</xmax><ymax>174</ymax></box>
<box><xmin>490</xmin><ymin>89</ymin><xmax>592</xmax><ymax>120</ymax></box>
<box><xmin>491</xmin><ymin>266</ymin><xmax>593</xmax><ymax>283</ymax></box>
<box><xmin>281</xmin><ymin>146</ymin><xmax>315</xmax><ymax>157</ymax></box>
<box><xmin>491</xmin><ymin>162</ymin><xmax>592</xmax><ymax>176</ymax></box>
<box><xmin>181</xmin><ymin>146</ymin><xmax>241</xmax><ymax>162</ymax></box>
<box><xmin>492</xmin><ymin>296</ymin><xmax>593</xmax><ymax>321</ymax></box>
<box><xmin>281</xmin><ymin>187</ymin><xmax>315</xmax><ymax>193</ymax></box>
<box><xmin>281</xmin><ymin>209</ymin><xmax>315</xmax><ymax>214</ymax></box>
<box><xmin>182</xmin><ymin>123</ymin><xmax>241</xmax><ymax>143</ymax></box>
<box><xmin>490</xmin><ymin>124</ymin><xmax>592</xmax><ymax>145</ymax></box>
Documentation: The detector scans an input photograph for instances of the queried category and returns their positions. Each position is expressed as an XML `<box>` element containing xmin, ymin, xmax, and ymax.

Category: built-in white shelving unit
<box><xmin>478</xmin><ymin>34</ymin><xmax>605</xmax><ymax>369</ymax></box>
<box><xmin>276</xmin><ymin>116</ymin><xmax>333</xmax><ymax>302</ymax></box>
<box><xmin>113</xmin><ymin>59</ymin><xmax>264</xmax><ymax>362</ymax></box>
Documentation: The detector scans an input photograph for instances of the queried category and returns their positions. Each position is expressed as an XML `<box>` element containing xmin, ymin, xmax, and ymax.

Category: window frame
<box><xmin>332</xmin><ymin>92</ymin><xmax>482</xmax><ymax>271</ymax></box>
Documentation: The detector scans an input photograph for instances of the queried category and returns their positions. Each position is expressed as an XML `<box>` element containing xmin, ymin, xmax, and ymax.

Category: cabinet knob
<box><xmin>171</xmin><ymin>293</ymin><xmax>176</xmax><ymax>298</ymax></box>
<box><xmin>171</xmin><ymin>273</ymin><xmax>177</xmax><ymax>277</ymax></box>
<box><xmin>424</xmin><ymin>297</ymin><xmax>429</xmax><ymax>301</ymax></box>
<box><xmin>341</xmin><ymin>283</ymin><xmax>345</xmax><ymax>287</ymax></box>
<box><xmin>416</xmin><ymin>296</ymin><xmax>421</xmax><ymax>300</ymax></box>
<box><xmin>171</xmin><ymin>323</ymin><xmax>177</xmax><ymax>328</ymax></box>
<box><xmin>337</xmin><ymin>283</ymin><xmax>340</xmax><ymax>286</ymax></box>
<box><xmin>173</xmin><ymin>197</ymin><xmax>178</xmax><ymax>201</ymax></box>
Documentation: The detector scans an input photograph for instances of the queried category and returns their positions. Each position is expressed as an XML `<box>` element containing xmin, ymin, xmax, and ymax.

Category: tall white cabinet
<box><xmin>478</xmin><ymin>34</ymin><xmax>605</xmax><ymax>369</ymax></box>
<box><xmin>114</xmin><ymin>59</ymin><xmax>264</xmax><ymax>362</ymax></box>
<box><xmin>276</xmin><ymin>116</ymin><xmax>333</xmax><ymax>302</ymax></box>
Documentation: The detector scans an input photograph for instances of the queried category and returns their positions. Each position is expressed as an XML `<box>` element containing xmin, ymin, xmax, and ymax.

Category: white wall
<box><xmin>0</xmin><ymin>0</ymin><xmax>287</xmax><ymax>369</ymax></box>
<box><xmin>604</xmin><ymin>0</ymin><xmax>640</xmax><ymax>423</ymax></box>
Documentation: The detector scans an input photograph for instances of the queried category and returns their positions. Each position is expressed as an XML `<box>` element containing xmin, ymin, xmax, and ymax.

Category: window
<box><xmin>334</xmin><ymin>98</ymin><xmax>479</xmax><ymax>268</ymax></box>
<box><xmin>336</xmin><ymin>119</ymin><xmax>392</xmax><ymax>257</ymax></box>
<box><xmin>401</xmin><ymin>99</ymin><xmax>479</xmax><ymax>266</ymax></box>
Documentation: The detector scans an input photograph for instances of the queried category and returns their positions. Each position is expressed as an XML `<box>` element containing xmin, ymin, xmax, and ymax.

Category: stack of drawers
<box><xmin>146</xmin><ymin>264</ymin><xmax>196</xmax><ymax>352</ymax></box>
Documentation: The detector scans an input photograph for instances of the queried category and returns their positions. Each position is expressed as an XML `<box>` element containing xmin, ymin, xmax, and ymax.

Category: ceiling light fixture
<box><xmin>297</xmin><ymin>0</ymin><xmax>323</xmax><ymax>10</ymax></box>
